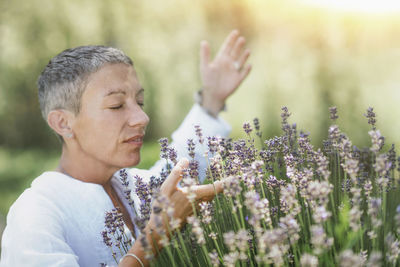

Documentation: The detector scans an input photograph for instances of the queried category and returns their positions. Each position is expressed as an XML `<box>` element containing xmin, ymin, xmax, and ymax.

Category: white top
<box><xmin>0</xmin><ymin>104</ymin><xmax>230</xmax><ymax>267</ymax></box>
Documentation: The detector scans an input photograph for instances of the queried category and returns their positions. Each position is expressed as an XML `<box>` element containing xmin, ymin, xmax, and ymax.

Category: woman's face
<box><xmin>70</xmin><ymin>63</ymin><xmax>149</xmax><ymax>171</ymax></box>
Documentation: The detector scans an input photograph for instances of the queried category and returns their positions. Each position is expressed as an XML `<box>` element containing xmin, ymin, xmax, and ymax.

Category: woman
<box><xmin>0</xmin><ymin>30</ymin><xmax>251</xmax><ymax>266</ymax></box>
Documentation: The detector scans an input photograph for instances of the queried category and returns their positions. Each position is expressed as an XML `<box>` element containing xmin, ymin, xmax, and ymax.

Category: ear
<box><xmin>47</xmin><ymin>110</ymin><xmax>75</xmax><ymax>139</ymax></box>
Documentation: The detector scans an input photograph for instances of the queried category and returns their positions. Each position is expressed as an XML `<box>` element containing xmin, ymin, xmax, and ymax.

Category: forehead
<box><xmin>84</xmin><ymin>63</ymin><xmax>141</xmax><ymax>97</ymax></box>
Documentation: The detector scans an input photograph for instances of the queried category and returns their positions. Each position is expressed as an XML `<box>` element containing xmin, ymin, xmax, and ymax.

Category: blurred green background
<box><xmin>1</xmin><ymin>0</ymin><xmax>400</xmax><ymax>245</ymax></box>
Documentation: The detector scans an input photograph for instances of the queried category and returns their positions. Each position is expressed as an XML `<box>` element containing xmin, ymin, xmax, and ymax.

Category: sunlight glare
<box><xmin>304</xmin><ymin>0</ymin><xmax>400</xmax><ymax>13</ymax></box>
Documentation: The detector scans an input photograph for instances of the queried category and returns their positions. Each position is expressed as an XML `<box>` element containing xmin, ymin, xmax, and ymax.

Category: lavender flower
<box><xmin>224</xmin><ymin>231</ymin><xmax>237</xmax><ymax>252</ymax></box>
<box><xmin>134</xmin><ymin>175</ymin><xmax>151</xmax><ymax>229</ymax></box>
<box><xmin>188</xmin><ymin>159</ymin><xmax>199</xmax><ymax>180</ymax></box>
<box><xmin>300</xmin><ymin>253</ymin><xmax>318</xmax><ymax>267</ymax></box>
<box><xmin>207</xmin><ymin>154</ymin><xmax>223</xmax><ymax>180</ymax></box>
<box><xmin>257</xmin><ymin>228</ymin><xmax>288</xmax><ymax>265</ymax></box>
<box><xmin>223</xmin><ymin>176</ymin><xmax>242</xmax><ymax>198</ymax></box>
<box><xmin>388</xmin><ymin>144</ymin><xmax>396</xmax><ymax>171</ymax></box>
<box><xmin>208</xmin><ymin>250</ymin><xmax>220</xmax><ymax>267</ymax></box>
<box><xmin>312</xmin><ymin>205</ymin><xmax>331</xmax><ymax>224</ymax></box>
<box><xmin>119</xmin><ymin>169</ymin><xmax>135</xmax><ymax>209</ymax></box>
<box><xmin>194</xmin><ymin>125</ymin><xmax>204</xmax><ymax>144</ymax></box>
<box><xmin>369</xmin><ymin>130</ymin><xmax>384</xmax><ymax>154</ymax></box>
<box><xmin>374</xmin><ymin>154</ymin><xmax>391</xmax><ymax>178</ymax></box>
<box><xmin>278</xmin><ymin>215</ymin><xmax>300</xmax><ymax>244</ymax></box>
<box><xmin>223</xmin><ymin>251</ymin><xmax>240</xmax><ymax>267</ymax></box>
<box><xmin>341</xmin><ymin>157</ymin><xmax>359</xmax><ymax>182</ymax></box>
<box><xmin>199</xmin><ymin>201</ymin><xmax>213</xmax><ymax>225</ymax></box>
<box><xmin>245</xmin><ymin>191</ymin><xmax>272</xmax><ymax>227</ymax></box>
<box><xmin>187</xmin><ymin>138</ymin><xmax>196</xmax><ymax>159</ymax></box>
<box><xmin>187</xmin><ymin>215</ymin><xmax>205</xmax><ymax>245</ymax></box>
<box><xmin>314</xmin><ymin>149</ymin><xmax>331</xmax><ymax>180</ymax></box>
<box><xmin>159</xmin><ymin>137</ymin><xmax>169</xmax><ymax>160</ymax></box>
<box><xmin>223</xmin><ymin>230</ymin><xmax>250</xmax><ymax>263</ymax></box>
<box><xmin>310</xmin><ymin>225</ymin><xmax>333</xmax><ymax>255</ymax></box>
<box><xmin>235</xmin><ymin>229</ymin><xmax>250</xmax><ymax>254</ymax></box>
<box><xmin>280</xmin><ymin>184</ymin><xmax>300</xmax><ymax>215</ymax></box>
<box><xmin>253</xmin><ymin>117</ymin><xmax>262</xmax><ymax>137</ymax></box>
<box><xmin>242</xmin><ymin>122</ymin><xmax>252</xmax><ymax>135</ymax></box>
<box><xmin>368</xmin><ymin>198</ymin><xmax>382</xmax><ymax>227</ymax></box>
<box><xmin>139</xmin><ymin>234</ymin><xmax>154</xmax><ymax>260</ymax></box>
<box><xmin>338</xmin><ymin>250</ymin><xmax>365</xmax><ymax>267</ymax></box>
<box><xmin>298</xmin><ymin>131</ymin><xmax>314</xmax><ymax>157</ymax></box>
<box><xmin>366</xmin><ymin>252</ymin><xmax>382</xmax><ymax>267</ymax></box>
<box><xmin>386</xmin><ymin>234</ymin><xmax>400</xmax><ymax>264</ymax></box>
<box><xmin>349</xmin><ymin>205</ymin><xmax>362</xmax><ymax>231</ymax></box>
<box><xmin>364</xmin><ymin>107</ymin><xmax>376</xmax><ymax>130</ymax></box>
<box><xmin>180</xmin><ymin>175</ymin><xmax>197</xmax><ymax>203</ymax></box>
<box><xmin>306</xmin><ymin>180</ymin><xmax>332</xmax><ymax>207</ymax></box>
<box><xmin>328</xmin><ymin>125</ymin><xmax>341</xmax><ymax>148</ymax></box>
<box><xmin>329</xmin><ymin>106</ymin><xmax>339</xmax><ymax>121</ymax></box>
<box><xmin>168</xmin><ymin>147</ymin><xmax>178</xmax><ymax>165</ymax></box>
<box><xmin>281</xmin><ymin>106</ymin><xmax>291</xmax><ymax>125</ymax></box>
<box><xmin>207</xmin><ymin>136</ymin><xmax>219</xmax><ymax>154</ymax></box>
<box><xmin>101</xmin><ymin>229</ymin><xmax>112</xmax><ymax>247</ymax></box>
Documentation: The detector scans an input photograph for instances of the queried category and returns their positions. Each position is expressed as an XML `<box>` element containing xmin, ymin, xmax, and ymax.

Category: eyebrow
<box><xmin>104</xmin><ymin>88</ymin><xmax>144</xmax><ymax>97</ymax></box>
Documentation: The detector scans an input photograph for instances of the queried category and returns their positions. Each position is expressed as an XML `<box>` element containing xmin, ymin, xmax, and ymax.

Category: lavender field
<box><xmin>102</xmin><ymin>107</ymin><xmax>400</xmax><ymax>266</ymax></box>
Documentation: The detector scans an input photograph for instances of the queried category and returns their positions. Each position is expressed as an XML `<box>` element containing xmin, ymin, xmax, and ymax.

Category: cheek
<box><xmin>76</xmin><ymin>116</ymin><xmax>120</xmax><ymax>148</ymax></box>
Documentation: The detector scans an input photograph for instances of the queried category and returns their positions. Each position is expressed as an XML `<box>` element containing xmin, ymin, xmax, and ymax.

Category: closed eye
<box><xmin>110</xmin><ymin>104</ymin><xmax>123</xmax><ymax>110</ymax></box>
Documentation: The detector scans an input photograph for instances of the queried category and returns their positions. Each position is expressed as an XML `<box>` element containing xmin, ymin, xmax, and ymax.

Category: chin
<box><xmin>122</xmin><ymin>156</ymin><xmax>141</xmax><ymax>168</ymax></box>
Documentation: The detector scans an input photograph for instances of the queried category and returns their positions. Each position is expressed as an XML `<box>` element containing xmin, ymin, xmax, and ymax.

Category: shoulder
<box><xmin>1</xmin><ymin>172</ymin><xmax>80</xmax><ymax>266</ymax></box>
<box><xmin>5</xmin><ymin>171</ymin><xmax>106</xmax><ymax>230</ymax></box>
<box><xmin>5</xmin><ymin>172</ymin><xmax>69</xmax><ymax>233</ymax></box>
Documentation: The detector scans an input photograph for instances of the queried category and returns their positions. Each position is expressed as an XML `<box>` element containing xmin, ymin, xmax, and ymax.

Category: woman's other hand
<box><xmin>146</xmin><ymin>158</ymin><xmax>222</xmax><ymax>241</ymax></box>
<box><xmin>122</xmin><ymin>159</ymin><xmax>224</xmax><ymax>266</ymax></box>
<box><xmin>199</xmin><ymin>29</ymin><xmax>252</xmax><ymax>117</ymax></box>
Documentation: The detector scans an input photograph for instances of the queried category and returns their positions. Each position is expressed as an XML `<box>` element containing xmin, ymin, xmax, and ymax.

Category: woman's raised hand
<box><xmin>199</xmin><ymin>29</ymin><xmax>252</xmax><ymax>117</ymax></box>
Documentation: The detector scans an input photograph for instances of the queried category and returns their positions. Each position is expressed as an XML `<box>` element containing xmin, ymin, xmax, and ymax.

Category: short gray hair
<box><xmin>38</xmin><ymin>45</ymin><xmax>133</xmax><ymax>121</ymax></box>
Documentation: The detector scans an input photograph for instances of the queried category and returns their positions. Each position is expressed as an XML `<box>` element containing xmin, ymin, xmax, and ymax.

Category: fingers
<box><xmin>200</xmin><ymin>40</ymin><xmax>210</xmax><ymax>69</ymax></box>
<box><xmin>237</xmin><ymin>48</ymin><xmax>251</xmax><ymax>68</ymax></box>
<box><xmin>161</xmin><ymin>158</ymin><xmax>189</xmax><ymax>196</ymax></box>
<box><xmin>193</xmin><ymin>184</ymin><xmax>217</xmax><ymax>201</ymax></box>
<box><xmin>239</xmin><ymin>64</ymin><xmax>252</xmax><ymax>82</ymax></box>
<box><xmin>230</xmin><ymin>36</ymin><xmax>246</xmax><ymax>60</ymax></box>
<box><xmin>217</xmin><ymin>29</ymin><xmax>240</xmax><ymax>57</ymax></box>
<box><xmin>193</xmin><ymin>179</ymin><xmax>224</xmax><ymax>201</ymax></box>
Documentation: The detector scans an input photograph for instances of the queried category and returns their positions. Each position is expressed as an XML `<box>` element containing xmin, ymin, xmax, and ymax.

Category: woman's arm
<box><xmin>141</xmin><ymin>30</ymin><xmax>251</xmax><ymax>182</ymax></box>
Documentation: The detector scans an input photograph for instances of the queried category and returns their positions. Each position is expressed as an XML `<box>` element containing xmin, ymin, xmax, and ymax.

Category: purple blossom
<box><xmin>329</xmin><ymin>106</ymin><xmax>339</xmax><ymax>121</ymax></box>
<box><xmin>194</xmin><ymin>125</ymin><xmax>204</xmax><ymax>144</ymax></box>
<box><xmin>188</xmin><ymin>160</ymin><xmax>199</xmax><ymax>180</ymax></box>
<box><xmin>168</xmin><ymin>147</ymin><xmax>178</xmax><ymax>165</ymax></box>
<box><xmin>253</xmin><ymin>117</ymin><xmax>262</xmax><ymax>137</ymax></box>
<box><xmin>243</xmin><ymin>122</ymin><xmax>253</xmax><ymax>135</ymax></box>
<box><xmin>118</xmin><ymin>169</ymin><xmax>135</xmax><ymax>209</ymax></box>
<box><xmin>187</xmin><ymin>138</ymin><xmax>196</xmax><ymax>159</ymax></box>
<box><xmin>159</xmin><ymin>137</ymin><xmax>169</xmax><ymax>160</ymax></box>
<box><xmin>364</xmin><ymin>107</ymin><xmax>377</xmax><ymax>130</ymax></box>
<box><xmin>134</xmin><ymin>175</ymin><xmax>151</xmax><ymax>225</ymax></box>
<box><xmin>207</xmin><ymin>136</ymin><xmax>218</xmax><ymax>154</ymax></box>
<box><xmin>101</xmin><ymin>230</ymin><xmax>112</xmax><ymax>247</ymax></box>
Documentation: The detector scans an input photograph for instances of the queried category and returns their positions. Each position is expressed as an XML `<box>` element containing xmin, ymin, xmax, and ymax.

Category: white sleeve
<box><xmin>130</xmin><ymin>104</ymin><xmax>231</xmax><ymax>183</ymax></box>
<box><xmin>0</xmin><ymin>192</ymin><xmax>79</xmax><ymax>267</ymax></box>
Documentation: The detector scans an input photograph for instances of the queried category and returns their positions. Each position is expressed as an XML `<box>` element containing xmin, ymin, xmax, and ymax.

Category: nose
<box><xmin>127</xmin><ymin>104</ymin><xmax>150</xmax><ymax>129</ymax></box>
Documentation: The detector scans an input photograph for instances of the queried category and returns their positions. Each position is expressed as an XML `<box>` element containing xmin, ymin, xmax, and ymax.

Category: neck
<box><xmin>57</xmin><ymin>145</ymin><xmax>118</xmax><ymax>185</ymax></box>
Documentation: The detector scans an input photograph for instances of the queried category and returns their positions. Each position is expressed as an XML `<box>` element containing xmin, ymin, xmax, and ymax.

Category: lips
<box><xmin>124</xmin><ymin>135</ymin><xmax>144</xmax><ymax>145</ymax></box>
